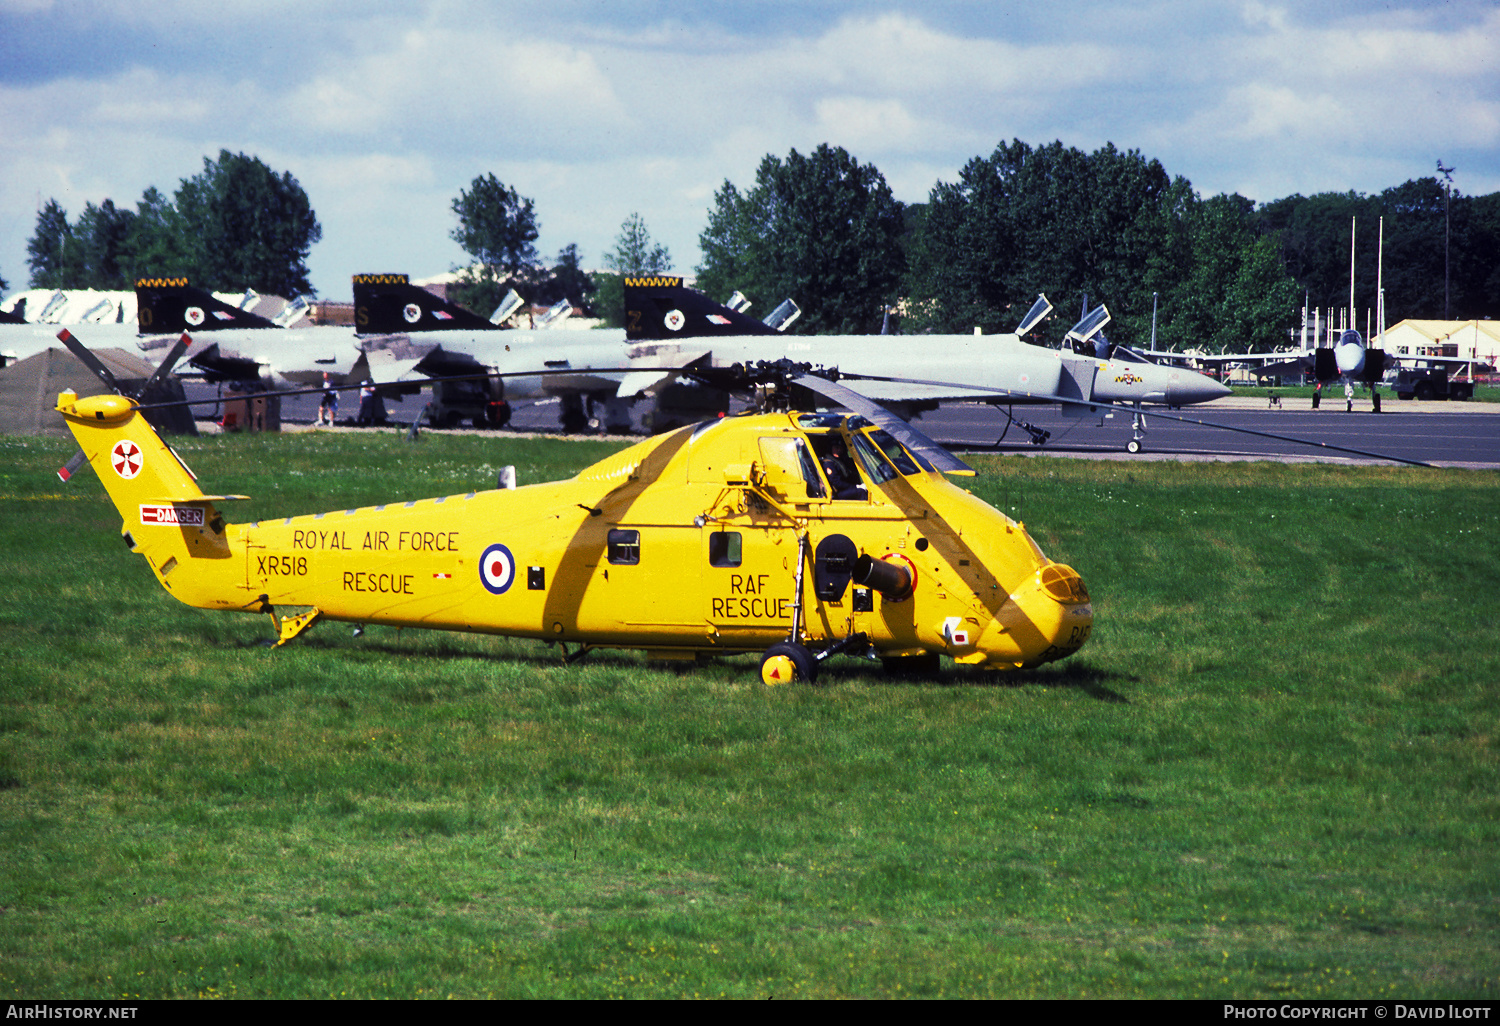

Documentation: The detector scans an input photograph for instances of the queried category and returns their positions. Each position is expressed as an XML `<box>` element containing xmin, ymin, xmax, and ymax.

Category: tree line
<box><xmin>22</xmin><ymin>150</ymin><xmax>322</xmax><ymax>298</ymax></box>
<box><xmin>696</xmin><ymin>140</ymin><xmax>1500</xmax><ymax>351</ymax></box>
<box><xmin>9</xmin><ymin>157</ymin><xmax>658</xmax><ymax>327</ymax></box>
<box><xmin>13</xmin><ymin>142</ymin><xmax>1497</xmax><ymax>351</ymax></box>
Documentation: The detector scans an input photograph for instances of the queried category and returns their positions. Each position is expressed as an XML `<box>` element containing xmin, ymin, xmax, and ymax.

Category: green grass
<box><xmin>2</xmin><ymin>429</ymin><xmax>1497</xmax><ymax>999</ymax></box>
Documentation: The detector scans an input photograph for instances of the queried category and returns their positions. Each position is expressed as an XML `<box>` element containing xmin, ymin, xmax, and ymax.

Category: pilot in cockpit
<box><xmin>817</xmin><ymin>436</ymin><xmax>866</xmax><ymax>500</ymax></box>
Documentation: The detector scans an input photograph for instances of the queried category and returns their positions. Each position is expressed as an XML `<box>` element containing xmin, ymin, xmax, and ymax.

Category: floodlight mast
<box><xmin>1437</xmin><ymin>161</ymin><xmax>1455</xmax><ymax>319</ymax></box>
<box><xmin>1349</xmin><ymin>217</ymin><xmax>1356</xmax><ymax>321</ymax></box>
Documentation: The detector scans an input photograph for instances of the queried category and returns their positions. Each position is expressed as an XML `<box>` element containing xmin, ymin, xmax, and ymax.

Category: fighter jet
<box><xmin>348</xmin><ymin>274</ymin><xmax>799</xmax><ymax>431</ymax></box>
<box><xmin>619</xmin><ymin>285</ymin><xmax>1231</xmax><ymax>451</ymax></box>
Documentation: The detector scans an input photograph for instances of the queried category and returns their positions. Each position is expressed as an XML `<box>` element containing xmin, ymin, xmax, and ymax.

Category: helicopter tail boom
<box><xmin>55</xmin><ymin>390</ymin><xmax>246</xmax><ymax>610</ymax></box>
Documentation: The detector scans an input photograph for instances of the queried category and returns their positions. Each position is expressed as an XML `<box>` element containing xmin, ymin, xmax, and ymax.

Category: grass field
<box><xmin>2</xmin><ymin>427</ymin><xmax>1497</xmax><ymax>999</ymax></box>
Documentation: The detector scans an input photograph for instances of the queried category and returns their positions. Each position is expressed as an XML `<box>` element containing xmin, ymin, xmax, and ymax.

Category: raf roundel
<box><xmin>479</xmin><ymin>543</ymin><xmax>516</xmax><ymax>595</ymax></box>
<box><xmin>111</xmin><ymin>440</ymin><xmax>143</xmax><ymax>480</ymax></box>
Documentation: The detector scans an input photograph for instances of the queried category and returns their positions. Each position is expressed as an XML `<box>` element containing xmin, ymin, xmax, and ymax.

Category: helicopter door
<box><xmin>702</xmin><ymin>435</ymin><xmax>817</xmax><ymax>647</ymax></box>
<box><xmin>606</xmin><ymin>523</ymin><xmax>703</xmax><ymax>631</ymax></box>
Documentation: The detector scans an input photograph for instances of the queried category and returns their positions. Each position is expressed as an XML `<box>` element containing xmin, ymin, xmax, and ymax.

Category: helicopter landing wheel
<box><xmin>1126</xmin><ymin>439</ymin><xmax>1142</xmax><ymax>454</ymax></box>
<box><xmin>760</xmin><ymin>641</ymin><xmax>817</xmax><ymax>686</ymax></box>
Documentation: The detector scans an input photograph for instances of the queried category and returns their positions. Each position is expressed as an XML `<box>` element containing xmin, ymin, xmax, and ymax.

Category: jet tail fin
<box><xmin>624</xmin><ymin>276</ymin><xmax>781</xmax><ymax>341</ymax></box>
<box><xmin>135</xmin><ymin>278</ymin><xmax>279</xmax><ymax>333</ymax></box>
<box><xmin>353</xmin><ymin>274</ymin><xmax>499</xmax><ymax>333</ymax></box>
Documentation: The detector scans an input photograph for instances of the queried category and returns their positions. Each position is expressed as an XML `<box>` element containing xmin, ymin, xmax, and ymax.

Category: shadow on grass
<box><xmin>227</xmin><ymin>625</ymin><xmax>1134</xmax><ymax>701</ymax></box>
<box><xmin>234</xmin><ymin>630</ymin><xmax>640</xmax><ymax>668</ymax></box>
<box><xmin>1014</xmin><ymin>660</ymin><xmax>1134</xmax><ymax>702</ymax></box>
<box><xmin>810</xmin><ymin>656</ymin><xmax>1134</xmax><ymax>701</ymax></box>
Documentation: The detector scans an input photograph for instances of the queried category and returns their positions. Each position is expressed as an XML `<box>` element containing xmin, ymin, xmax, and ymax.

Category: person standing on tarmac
<box><xmin>317</xmin><ymin>373</ymin><xmax>338</xmax><ymax>426</ymax></box>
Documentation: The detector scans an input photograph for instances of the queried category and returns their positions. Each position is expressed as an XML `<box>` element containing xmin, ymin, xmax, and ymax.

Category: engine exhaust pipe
<box><xmin>854</xmin><ymin>554</ymin><xmax>912</xmax><ymax>600</ymax></box>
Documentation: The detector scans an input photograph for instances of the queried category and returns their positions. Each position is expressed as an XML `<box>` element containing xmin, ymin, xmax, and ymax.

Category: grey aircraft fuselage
<box><xmin>4</xmin><ymin>320</ymin><xmax>1230</xmax><ymax>416</ymax></box>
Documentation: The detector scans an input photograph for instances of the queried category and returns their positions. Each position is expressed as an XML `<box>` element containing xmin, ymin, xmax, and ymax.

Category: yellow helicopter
<box><xmin>51</xmin><ymin>334</ymin><xmax>1093</xmax><ymax>684</ymax></box>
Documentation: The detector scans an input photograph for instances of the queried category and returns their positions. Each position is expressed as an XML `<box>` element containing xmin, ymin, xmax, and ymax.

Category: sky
<box><xmin>1</xmin><ymin>0</ymin><xmax>1497</xmax><ymax>301</ymax></box>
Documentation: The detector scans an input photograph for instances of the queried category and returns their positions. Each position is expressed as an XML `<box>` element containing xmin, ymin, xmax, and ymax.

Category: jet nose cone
<box><xmin>1171</xmin><ymin>370</ymin><xmax>1232</xmax><ymax>405</ymax></box>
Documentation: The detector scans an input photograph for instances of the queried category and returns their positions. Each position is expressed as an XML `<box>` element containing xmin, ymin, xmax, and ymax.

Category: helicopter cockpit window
<box><xmin>795</xmin><ymin>439</ymin><xmax>826</xmax><ymax>498</ymax></box>
<box><xmin>708</xmin><ymin>531</ymin><xmax>742</xmax><ymax>567</ymax></box>
<box><xmin>796</xmin><ymin>413</ymin><xmax>846</xmax><ymax>431</ymax></box>
<box><xmin>848</xmin><ymin>431</ymin><xmax>898</xmax><ymax>485</ymax></box>
<box><xmin>607</xmin><ymin>528</ymin><xmax>640</xmax><ymax>565</ymax></box>
<box><xmin>866</xmin><ymin>429</ymin><xmax>923</xmax><ymax>476</ymax></box>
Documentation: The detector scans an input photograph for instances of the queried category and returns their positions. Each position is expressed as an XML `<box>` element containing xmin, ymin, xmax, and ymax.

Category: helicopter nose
<box><xmin>970</xmin><ymin>562</ymin><xmax>1093</xmax><ymax>669</ymax></box>
<box><xmin>1169</xmin><ymin>369</ymin><xmax>1232</xmax><ymax>406</ymax></box>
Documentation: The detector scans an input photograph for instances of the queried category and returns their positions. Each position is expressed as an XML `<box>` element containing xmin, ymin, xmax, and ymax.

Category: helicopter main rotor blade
<box><xmin>840</xmin><ymin>371</ymin><xmax>1433</xmax><ymax>469</ymax></box>
<box><xmin>790</xmin><ymin>373</ymin><xmax>974</xmax><ymax>476</ymax></box>
<box><xmin>56</xmin><ymin>329</ymin><xmax>122</xmax><ymax>393</ymax></box>
<box><xmin>139</xmin><ymin>332</ymin><xmax>192</xmax><ymax>394</ymax></box>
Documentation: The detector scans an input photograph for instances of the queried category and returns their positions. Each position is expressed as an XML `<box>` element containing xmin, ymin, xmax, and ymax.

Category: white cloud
<box><xmin>814</xmin><ymin>96</ymin><xmax>926</xmax><ymax>152</ymax></box>
<box><xmin>1</xmin><ymin>2</ymin><xmax>1496</xmax><ymax>295</ymax></box>
<box><xmin>289</xmin><ymin>27</ymin><xmax>630</xmax><ymax>157</ymax></box>
<box><xmin>1240</xmin><ymin>2</ymin><xmax>1292</xmax><ymax>33</ymax></box>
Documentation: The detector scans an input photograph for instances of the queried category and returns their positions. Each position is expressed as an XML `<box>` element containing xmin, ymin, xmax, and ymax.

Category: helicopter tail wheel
<box><xmin>1126</xmin><ymin>439</ymin><xmax>1142</xmax><ymax>454</ymax></box>
<box><xmin>760</xmin><ymin>641</ymin><xmax>818</xmax><ymax>686</ymax></box>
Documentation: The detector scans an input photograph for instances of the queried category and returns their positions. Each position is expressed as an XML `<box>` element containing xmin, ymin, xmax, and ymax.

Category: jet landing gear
<box><xmin>560</xmin><ymin>395</ymin><xmax>589</xmax><ymax>434</ymax></box>
<box><xmin>1126</xmin><ymin>403</ymin><xmax>1147</xmax><ymax>454</ymax></box>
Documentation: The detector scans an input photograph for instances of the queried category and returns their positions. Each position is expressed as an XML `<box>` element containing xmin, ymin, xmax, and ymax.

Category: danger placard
<box><xmin>140</xmin><ymin>504</ymin><xmax>205</xmax><ymax>526</ymax></box>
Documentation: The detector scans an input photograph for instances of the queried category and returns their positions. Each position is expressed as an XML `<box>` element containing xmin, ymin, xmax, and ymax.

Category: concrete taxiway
<box><xmin>919</xmin><ymin>396</ymin><xmax>1500</xmax><ymax>469</ymax></box>
<box><xmin>190</xmin><ymin>383</ymin><xmax>1498</xmax><ymax>471</ymax></box>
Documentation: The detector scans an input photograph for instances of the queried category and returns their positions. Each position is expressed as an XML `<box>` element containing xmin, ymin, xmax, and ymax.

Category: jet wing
<box><xmin>357</xmin><ymin>335</ymin><xmax>442</xmax><ymax>383</ymax></box>
<box><xmin>839</xmin><ymin>379</ymin><xmax>1024</xmax><ymax>404</ymax></box>
<box><xmin>362</xmin><ymin>348</ymin><xmax>429</xmax><ymax>384</ymax></box>
<box><xmin>1388</xmin><ymin>352</ymin><xmax>1485</xmax><ymax>368</ymax></box>
<box><xmin>615</xmin><ymin>370</ymin><xmax>675</xmax><ymax>398</ymax></box>
<box><xmin>615</xmin><ymin>347</ymin><xmax>712</xmax><ymax>398</ymax></box>
<box><xmin>183</xmin><ymin>342</ymin><xmax>266</xmax><ymax>382</ymax></box>
<box><xmin>1249</xmin><ymin>359</ymin><xmax>1313</xmax><ymax>378</ymax></box>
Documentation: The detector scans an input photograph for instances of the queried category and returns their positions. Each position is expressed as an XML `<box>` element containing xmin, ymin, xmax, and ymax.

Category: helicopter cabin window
<box><xmin>607</xmin><ymin>529</ymin><xmax>640</xmax><ymax>565</ymax></box>
<box><xmin>708</xmin><ymin>531</ymin><xmax>742</xmax><ymax>567</ymax></box>
<box><xmin>756</xmin><ymin>436</ymin><xmax>826</xmax><ymax>500</ymax></box>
